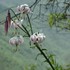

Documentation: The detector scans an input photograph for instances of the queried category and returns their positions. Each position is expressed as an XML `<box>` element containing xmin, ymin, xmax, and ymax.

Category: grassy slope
<box><xmin>0</xmin><ymin>0</ymin><xmax>70</xmax><ymax>70</ymax></box>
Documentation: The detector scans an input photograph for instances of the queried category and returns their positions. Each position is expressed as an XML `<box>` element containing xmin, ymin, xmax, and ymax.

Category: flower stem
<box><xmin>22</xmin><ymin>24</ymin><xmax>30</xmax><ymax>37</ymax></box>
<box><xmin>34</xmin><ymin>43</ymin><xmax>55</xmax><ymax>70</ymax></box>
<box><xmin>27</xmin><ymin>14</ymin><xmax>33</xmax><ymax>35</ymax></box>
<box><xmin>9</xmin><ymin>8</ymin><xmax>20</xmax><ymax>20</ymax></box>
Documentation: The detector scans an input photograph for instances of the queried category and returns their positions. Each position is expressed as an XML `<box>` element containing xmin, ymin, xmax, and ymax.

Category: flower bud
<box><xmin>5</xmin><ymin>17</ymin><xmax>9</xmax><ymax>35</ymax></box>
<box><xmin>9</xmin><ymin>35</ymin><xmax>24</xmax><ymax>46</ymax></box>
<box><xmin>7</xmin><ymin>10</ymin><xmax>11</xmax><ymax>27</ymax></box>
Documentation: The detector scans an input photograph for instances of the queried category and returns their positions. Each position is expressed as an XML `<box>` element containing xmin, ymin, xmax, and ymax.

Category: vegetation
<box><xmin>0</xmin><ymin>0</ymin><xmax>70</xmax><ymax>70</ymax></box>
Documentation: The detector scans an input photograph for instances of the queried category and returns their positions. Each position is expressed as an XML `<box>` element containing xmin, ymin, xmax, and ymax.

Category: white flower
<box><xmin>9</xmin><ymin>36</ymin><xmax>18</xmax><ymax>45</ymax></box>
<box><xmin>9</xmin><ymin>35</ymin><xmax>24</xmax><ymax>46</ymax></box>
<box><xmin>37</xmin><ymin>33</ymin><xmax>46</xmax><ymax>43</ymax></box>
<box><xmin>30</xmin><ymin>32</ymin><xmax>46</xmax><ymax>43</ymax></box>
<box><xmin>17</xmin><ymin>4</ymin><xmax>31</xmax><ymax>14</ymax></box>
<box><xmin>30</xmin><ymin>34</ymin><xmax>37</xmax><ymax>43</ymax></box>
<box><xmin>10</xmin><ymin>19</ymin><xmax>23</xmax><ymax>29</ymax></box>
<box><xmin>38</xmin><ymin>33</ymin><xmax>46</xmax><ymax>40</ymax></box>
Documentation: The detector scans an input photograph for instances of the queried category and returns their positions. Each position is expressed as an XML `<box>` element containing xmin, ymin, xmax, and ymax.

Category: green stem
<box><xmin>10</xmin><ymin>9</ymin><xmax>55</xmax><ymax>70</ymax></box>
<box><xmin>34</xmin><ymin>43</ymin><xmax>55</xmax><ymax>70</ymax></box>
<box><xmin>22</xmin><ymin>24</ymin><xmax>30</xmax><ymax>37</ymax></box>
<box><xmin>27</xmin><ymin>14</ymin><xmax>33</xmax><ymax>35</ymax></box>
<box><xmin>9</xmin><ymin>8</ymin><xmax>19</xmax><ymax>20</ymax></box>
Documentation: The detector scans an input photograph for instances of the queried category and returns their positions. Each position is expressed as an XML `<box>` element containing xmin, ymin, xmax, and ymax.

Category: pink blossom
<box><xmin>30</xmin><ymin>34</ymin><xmax>37</xmax><ymax>43</ymax></box>
<box><xmin>10</xmin><ymin>19</ymin><xmax>23</xmax><ymax>29</ymax></box>
<box><xmin>9</xmin><ymin>35</ymin><xmax>24</xmax><ymax>46</ymax></box>
<box><xmin>17</xmin><ymin>4</ymin><xmax>31</xmax><ymax>14</ymax></box>
<box><xmin>30</xmin><ymin>32</ymin><xmax>46</xmax><ymax>43</ymax></box>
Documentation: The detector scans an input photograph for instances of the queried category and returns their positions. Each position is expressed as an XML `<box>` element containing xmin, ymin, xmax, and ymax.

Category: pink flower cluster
<box><xmin>9</xmin><ymin>35</ymin><xmax>24</xmax><ymax>46</ymax></box>
<box><xmin>30</xmin><ymin>32</ymin><xmax>46</xmax><ymax>43</ymax></box>
<box><xmin>10</xmin><ymin>19</ymin><xmax>23</xmax><ymax>29</ymax></box>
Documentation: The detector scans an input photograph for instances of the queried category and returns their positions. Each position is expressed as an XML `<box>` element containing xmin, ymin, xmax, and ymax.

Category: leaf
<box><xmin>49</xmin><ymin>54</ymin><xmax>55</xmax><ymax>59</ymax></box>
<box><xmin>48</xmin><ymin>14</ymin><xmax>55</xmax><ymax>27</ymax></box>
<box><xmin>35</xmin><ymin>53</ymin><xmax>42</xmax><ymax>60</ymax></box>
<box><xmin>48</xmin><ymin>54</ymin><xmax>55</xmax><ymax>64</ymax></box>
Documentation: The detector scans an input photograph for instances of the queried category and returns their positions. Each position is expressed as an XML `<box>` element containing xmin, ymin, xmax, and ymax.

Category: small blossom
<box><xmin>30</xmin><ymin>32</ymin><xmax>46</xmax><ymax>43</ymax></box>
<box><xmin>17</xmin><ymin>4</ymin><xmax>31</xmax><ymax>14</ymax></box>
<box><xmin>10</xmin><ymin>19</ymin><xmax>23</xmax><ymax>29</ymax></box>
<box><xmin>9</xmin><ymin>35</ymin><xmax>24</xmax><ymax>46</ymax></box>
<box><xmin>30</xmin><ymin>34</ymin><xmax>37</xmax><ymax>43</ymax></box>
<box><xmin>37</xmin><ymin>33</ymin><xmax>46</xmax><ymax>43</ymax></box>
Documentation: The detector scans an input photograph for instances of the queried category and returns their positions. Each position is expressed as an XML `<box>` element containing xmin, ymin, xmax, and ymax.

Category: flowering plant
<box><xmin>4</xmin><ymin>3</ymin><xmax>56</xmax><ymax>70</ymax></box>
<box><xmin>3</xmin><ymin>1</ymin><xmax>66</xmax><ymax>69</ymax></box>
<box><xmin>0</xmin><ymin>0</ymin><xmax>70</xmax><ymax>69</ymax></box>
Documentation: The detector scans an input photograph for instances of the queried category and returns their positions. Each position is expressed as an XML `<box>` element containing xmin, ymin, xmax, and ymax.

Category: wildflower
<box><xmin>37</xmin><ymin>33</ymin><xmax>46</xmax><ymax>43</ymax></box>
<box><xmin>30</xmin><ymin>32</ymin><xmax>46</xmax><ymax>43</ymax></box>
<box><xmin>9</xmin><ymin>35</ymin><xmax>24</xmax><ymax>46</ymax></box>
<box><xmin>30</xmin><ymin>34</ymin><xmax>38</xmax><ymax>43</ymax></box>
<box><xmin>17</xmin><ymin>4</ymin><xmax>31</xmax><ymax>14</ymax></box>
<box><xmin>10</xmin><ymin>19</ymin><xmax>23</xmax><ymax>29</ymax></box>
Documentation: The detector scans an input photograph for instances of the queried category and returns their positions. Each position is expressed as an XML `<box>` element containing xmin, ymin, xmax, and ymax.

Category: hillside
<box><xmin>0</xmin><ymin>4</ymin><xmax>7</xmax><ymax>12</ymax></box>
